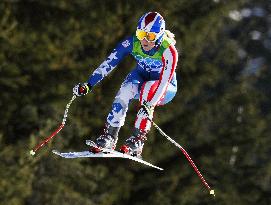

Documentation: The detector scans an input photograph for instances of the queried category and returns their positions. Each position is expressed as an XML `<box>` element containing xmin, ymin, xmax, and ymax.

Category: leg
<box><xmin>107</xmin><ymin>81</ymin><xmax>139</xmax><ymax>127</ymax></box>
<box><xmin>135</xmin><ymin>80</ymin><xmax>177</xmax><ymax>131</ymax></box>
<box><xmin>120</xmin><ymin>81</ymin><xmax>177</xmax><ymax>157</ymax></box>
<box><xmin>89</xmin><ymin>69</ymin><xmax>143</xmax><ymax>152</ymax></box>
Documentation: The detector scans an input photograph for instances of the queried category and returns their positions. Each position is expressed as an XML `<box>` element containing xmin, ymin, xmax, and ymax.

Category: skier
<box><xmin>73</xmin><ymin>12</ymin><xmax>179</xmax><ymax>157</ymax></box>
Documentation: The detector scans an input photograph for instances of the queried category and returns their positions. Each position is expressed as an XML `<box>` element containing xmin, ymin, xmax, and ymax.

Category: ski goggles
<box><xmin>136</xmin><ymin>29</ymin><xmax>158</xmax><ymax>42</ymax></box>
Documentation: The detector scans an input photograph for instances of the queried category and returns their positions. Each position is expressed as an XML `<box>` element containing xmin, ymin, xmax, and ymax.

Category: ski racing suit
<box><xmin>87</xmin><ymin>34</ymin><xmax>178</xmax><ymax>133</ymax></box>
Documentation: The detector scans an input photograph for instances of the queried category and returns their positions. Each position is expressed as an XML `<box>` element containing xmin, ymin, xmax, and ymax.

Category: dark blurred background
<box><xmin>0</xmin><ymin>0</ymin><xmax>270</xmax><ymax>204</ymax></box>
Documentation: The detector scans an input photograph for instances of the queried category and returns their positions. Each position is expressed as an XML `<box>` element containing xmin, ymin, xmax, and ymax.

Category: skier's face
<box><xmin>140</xmin><ymin>39</ymin><xmax>156</xmax><ymax>51</ymax></box>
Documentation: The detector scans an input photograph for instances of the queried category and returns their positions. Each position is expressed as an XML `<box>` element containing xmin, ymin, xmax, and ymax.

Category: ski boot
<box><xmin>120</xmin><ymin>128</ymin><xmax>147</xmax><ymax>158</ymax></box>
<box><xmin>88</xmin><ymin>123</ymin><xmax>120</xmax><ymax>153</ymax></box>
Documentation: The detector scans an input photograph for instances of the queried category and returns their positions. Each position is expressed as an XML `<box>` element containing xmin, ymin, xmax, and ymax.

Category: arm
<box><xmin>149</xmin><ymin>45</ymin><xmax>178</xmax><ymax>106</ymax></box>
<box><xmin>87</xmin><ymin>36</ymin><xmax>133</xmax><ymax>87</ymax></box>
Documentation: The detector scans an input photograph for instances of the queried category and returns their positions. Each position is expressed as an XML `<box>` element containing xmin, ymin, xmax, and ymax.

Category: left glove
<box><xmin>138</xmin><ymin>101</ymin><xmax>155</xmax><ymax>119</ymax></box>
<box><xmin>73</xmin><ymin>83</ymin><xmax>92</xmax><ymax>97</ymax></box>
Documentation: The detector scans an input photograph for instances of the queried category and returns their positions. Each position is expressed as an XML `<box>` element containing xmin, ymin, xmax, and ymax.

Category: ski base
<box><xmin>52</xmin><ymin>149</ymin><xmax>163</xmax><ymax>171</ymax></box>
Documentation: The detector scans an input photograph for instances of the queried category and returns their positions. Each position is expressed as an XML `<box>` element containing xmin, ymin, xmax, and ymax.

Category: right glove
<box><xmin>73</xmin><ymin>83</ymin><xmax>91</xmax><ymax>96</ymax></box>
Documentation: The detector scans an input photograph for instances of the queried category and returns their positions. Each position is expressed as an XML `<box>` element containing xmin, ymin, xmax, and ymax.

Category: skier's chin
<box><xmin>142</xmin><ymin>44</ymin><xmax>153</xmax><ymax>51</ymax></box>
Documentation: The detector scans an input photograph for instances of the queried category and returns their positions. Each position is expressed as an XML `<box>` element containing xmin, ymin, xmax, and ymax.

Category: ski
<box><xmin>52</xmin><ymin>149</ymin><xmax>163</xmax><ymax>171</ymax></box>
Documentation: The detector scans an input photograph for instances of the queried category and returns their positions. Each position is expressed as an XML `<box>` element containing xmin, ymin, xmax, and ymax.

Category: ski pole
<box><xmin>30</xmin><ymin>95</ymin><xmax>77</xmax><ymax>156</ymax></box>
<box><xmin>144</xmin><ymin>110</ymin><xmax>215</xmax><ymax>196</ymax></box>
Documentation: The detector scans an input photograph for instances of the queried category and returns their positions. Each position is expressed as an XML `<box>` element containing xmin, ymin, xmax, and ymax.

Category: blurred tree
<box><xmin>1</xmin><ymin>0</ymin><xmax>270</xmax><ymax>204</ymax></box>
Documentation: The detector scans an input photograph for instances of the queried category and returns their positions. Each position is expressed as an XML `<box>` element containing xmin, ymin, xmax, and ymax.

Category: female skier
<box><xmin>73</xmin><ymin>12</ymin><xmax>179</xmax><ymax>157</ymax></box>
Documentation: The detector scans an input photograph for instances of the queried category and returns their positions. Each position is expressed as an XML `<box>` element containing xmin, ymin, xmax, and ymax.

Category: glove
<box><xmin>138</xmin><ymin>101</ymin><xmax>154</xmax><ymax>119</ymax></box>
<box><xmin>73</xmin><ymin>83</ymin><xmax>91</xmax><ymax>96</ymax></box>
